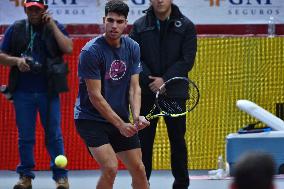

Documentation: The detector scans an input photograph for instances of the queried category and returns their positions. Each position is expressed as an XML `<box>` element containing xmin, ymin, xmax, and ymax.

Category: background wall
<box><xmin>0</xmin><ymin>36</ymin><xmax>283</xmax><ymax>170</ymax></box>
<box><xmin>0</xmin><ymin>0</ymin><xmax>284</xmax><ymax>171</ymax></box>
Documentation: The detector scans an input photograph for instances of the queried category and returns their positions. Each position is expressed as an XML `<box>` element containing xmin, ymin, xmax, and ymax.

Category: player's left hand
<box><xmin>135</xmin><ymin>116</ymin><xmax>150</xmax><ymax>131</ymax></box>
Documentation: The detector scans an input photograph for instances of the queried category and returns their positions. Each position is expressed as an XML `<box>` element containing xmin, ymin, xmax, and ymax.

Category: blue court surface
<box><xmin>1</xmin><ymin>170</ymin><xmax>284</xmax><ymax>189</ymax></box>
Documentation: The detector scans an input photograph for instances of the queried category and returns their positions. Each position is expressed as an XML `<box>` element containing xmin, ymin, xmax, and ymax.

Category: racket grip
<box><xmin>145</xmin><ymin>115</ymin><xmax>151</xmax><ymax>121</ymax></box>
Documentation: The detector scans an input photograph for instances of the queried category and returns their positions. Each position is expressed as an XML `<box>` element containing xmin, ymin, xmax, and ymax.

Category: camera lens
<box><xmin>23</xmin><ymin>56</ymin><xmax>42</xmax><ymax>74</ymax></box>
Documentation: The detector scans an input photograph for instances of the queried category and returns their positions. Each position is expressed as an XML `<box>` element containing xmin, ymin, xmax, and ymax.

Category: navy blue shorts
<box><xmin>74</xmin><ymin>119</ymin><xmax>140</xmax><ymax>153</ymax></box>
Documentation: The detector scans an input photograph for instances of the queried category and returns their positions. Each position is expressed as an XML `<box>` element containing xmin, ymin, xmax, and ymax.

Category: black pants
<box><xmin>139</xmin><ymin>95</ymin><xmax>189</xmax><ymax>189</ymax></box>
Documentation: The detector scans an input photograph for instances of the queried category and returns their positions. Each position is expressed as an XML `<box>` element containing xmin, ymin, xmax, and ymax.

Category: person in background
<box><xmin>129</xmin><ymin>0</ymin><xmax>197</xmax><ymax>188</ymax></box>
<box><xmin>230</xmin><ymin>151</ymin><xmax>276</xmax><ymax>189</ymax></box>
<box><xmin>74</xmin><ymin>1</ymin><xmax>149</xmax><ymax>189</ymax></box>
<box><xmin>0</xmin><ymin>0</ymin><xmax>73</xmax><ymax>188</ymax></box>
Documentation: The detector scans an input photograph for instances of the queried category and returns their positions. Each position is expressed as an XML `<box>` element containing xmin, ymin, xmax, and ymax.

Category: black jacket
<box><xmin>129</xmin><ymin>4</ymin><xmax>197</xmax><ymax>96</ymax></box>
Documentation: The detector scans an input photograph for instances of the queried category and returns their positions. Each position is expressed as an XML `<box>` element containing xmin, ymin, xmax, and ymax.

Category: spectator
<box><xmin>129</xmin><ymin>0</ymin><xmax>197</xmax><ymax>188</ymax></box>
<box><xmin>230</xmin><ymin>151</ymin><xmax>276</xmax><ymax>189</ymax></box>
<box><xmin>0</xmin><ymin>0</ymin><xmax>73</xmax><ymax>189</ymax></box>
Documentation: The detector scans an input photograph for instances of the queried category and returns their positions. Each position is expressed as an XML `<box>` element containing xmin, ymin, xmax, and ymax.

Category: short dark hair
<box><xmin>105</xmin><ymin>0</ymin><xmax>129</xmax><ymax>18</ymax></box>
<box><xmin>232</xmin><ymin>151</ymin><xmax>275</xmax><ymax>189</ymax></box>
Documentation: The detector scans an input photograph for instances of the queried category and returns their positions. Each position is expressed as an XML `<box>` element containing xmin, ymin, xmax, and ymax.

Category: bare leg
<box><xmin>117</xmin><ymin>148</ymin><xmax>149</xmax><ymax>189</ymax></box>
<box><xmin>89</xmin><ymin>144</ymin><xmax>118</xmax><ymax>189</ymax></box>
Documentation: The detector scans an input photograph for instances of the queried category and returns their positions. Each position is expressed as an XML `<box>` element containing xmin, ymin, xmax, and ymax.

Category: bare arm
<box><xmin>85</xmin><ymin>79</ymin><xmax>138</xmax><ymax>137</ymax></box>
<box><xmin>0</xmin><ymin>53</ymin><xmax>30</xmax><ymax>71</ymax></box>
<box><xmin>129</xmin><ymin>74</ymin><xmax>150</xmax><ymax>130</ymax></box>
<box><xmin>129</xmin><ymin>74</ymin><xmax>141</xmax><ymax>121</ymax></box>
<box><xmin>43</xmin><ymin>11</ymin><xmax>73</xmax><ymax>54</ymax></box>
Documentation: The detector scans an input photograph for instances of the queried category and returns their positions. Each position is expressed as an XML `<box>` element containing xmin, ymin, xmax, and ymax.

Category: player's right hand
<box><xmin>119</xmin><ymin>123</ymin><xmax>138</xmax><ymax>138</ymax></box>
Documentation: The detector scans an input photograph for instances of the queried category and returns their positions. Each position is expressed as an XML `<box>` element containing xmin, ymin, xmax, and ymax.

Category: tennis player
<box><xmin>74</xmin><ymin>1</ymin><xmax>149</xmax><ymax>189</ymax></box>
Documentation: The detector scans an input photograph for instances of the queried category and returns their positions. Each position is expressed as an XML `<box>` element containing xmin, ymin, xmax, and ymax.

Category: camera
<box><xmin>21</xmin><ymin>53</ymin><xmax>42</xmax><ymax>74</ymax></box>
<box><xmin>0</xmin><ymin>85</ymin><xmax>13</xmax><ymax>101</ymax></box>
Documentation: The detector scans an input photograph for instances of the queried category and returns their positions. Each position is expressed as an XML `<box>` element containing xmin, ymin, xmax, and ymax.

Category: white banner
<box><xmin>0</xmin><ymin>0</ymin><xmax>283</xmax><ymax>25</ymax></box>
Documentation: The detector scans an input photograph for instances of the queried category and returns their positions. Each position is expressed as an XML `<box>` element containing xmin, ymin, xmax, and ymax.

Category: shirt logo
<box><xmin>109</xmin><ymin>60</ymin><xmax>126</xmax><ymax>80</ymax></box>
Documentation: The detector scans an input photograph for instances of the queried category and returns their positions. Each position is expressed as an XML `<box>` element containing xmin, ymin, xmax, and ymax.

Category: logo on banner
<box><xmin>9</xmin><ymin>0</ymin><xmax>24</xmax><ymax>7</ymax></box>
<box><xmin>48</xmin><ymin>0</ymin><xmax>87</xmax><ymax>18</ymax></box>
<box><xmin>207</xmin><ymin>0</ymin><xmax>225</xmax><ymax>7</ymax></box>
<box><xmin>206</xmin><ymin>0</ymin><xmax>273</xmax><ymax>7</ymax></box>
<box><xmin>205</xmin><ymin>0</ymin><xmax>280</xmax><ymax>17</ymax></box>
<box><xmin>227</xmin><ymin>0</ymin><xmax>279</xmax><ymax>17</ymax></box>
<box><xmin>9</xmin><ymin>0</ymin><xmax>79</xmax><ymax>6</ymax></box>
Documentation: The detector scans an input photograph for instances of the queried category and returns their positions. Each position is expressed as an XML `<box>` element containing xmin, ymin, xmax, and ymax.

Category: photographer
<box><xmin>0</xmin><ymin>1</ymin><xmax>73</xmax><ymax>189</ymax></box>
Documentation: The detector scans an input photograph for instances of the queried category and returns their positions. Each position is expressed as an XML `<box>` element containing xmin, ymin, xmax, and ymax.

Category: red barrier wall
<box><xmin>1</xmin><ymin>24</ymin><xmax>284</xmax><ymax>36</ymax></box>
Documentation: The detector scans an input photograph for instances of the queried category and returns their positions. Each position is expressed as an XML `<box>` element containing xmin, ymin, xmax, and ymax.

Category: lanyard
<box><xmin>156</xmin><ymin>17</ymin><xmax>169</xmax><ymax>30</ymax></box>
<box><xmin>25</xmin><ymin>26</ymin><xmax>36</xmax><ymax>54</ymax></box>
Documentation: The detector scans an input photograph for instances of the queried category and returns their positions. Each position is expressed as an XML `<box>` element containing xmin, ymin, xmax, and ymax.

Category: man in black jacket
<box><xmin>129</xmin><ymin>0</ymin><xmax>197</xmax><ymax>188</ymax></box>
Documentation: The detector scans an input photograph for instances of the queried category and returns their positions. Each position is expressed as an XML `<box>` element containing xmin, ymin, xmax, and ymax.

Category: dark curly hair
<box><xmin>232</xmin><ymin>151</ymin><xmax>275</xmax><ymax>189</ymax></box>
<box><xmin>105</xmin><ymin>0</ymin><xmax>129</xmax><ymax>18</ymax></box>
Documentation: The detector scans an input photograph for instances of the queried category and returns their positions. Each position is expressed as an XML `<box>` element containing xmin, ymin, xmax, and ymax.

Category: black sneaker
<box><xmin>13</xmin><ymin>175</ymin><xmax>32</xmax><ymax>189</ymax></box>
<box><xmin>55</xmin><ymin>177</ymin><xmax>69</xmax><ymax>189</ymax></box>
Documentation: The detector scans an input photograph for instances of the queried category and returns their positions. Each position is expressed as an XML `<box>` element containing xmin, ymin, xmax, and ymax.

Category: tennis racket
<box><xmin>145</xmin><ymin>77</ymin><xmax>200</xmax><ymax>120</ymax></box>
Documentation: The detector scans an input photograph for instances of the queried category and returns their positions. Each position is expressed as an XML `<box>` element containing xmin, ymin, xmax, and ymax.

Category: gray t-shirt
<box><xmin>74</xmin><ymin>35</ymin><xmax>142</xmax><ymax>122</ymax></box>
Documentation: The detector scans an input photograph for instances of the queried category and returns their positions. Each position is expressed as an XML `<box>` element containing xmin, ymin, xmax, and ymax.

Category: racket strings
<box><xmin>158</xmin><ymin>97</ymin><xmax>185</xmax><ymax>114</ymax></box>
<box><xmin>187</xmin><ymin>84</ymin><xmax>200</xmax><ymax>111</ymax></box>
<box><xmin>153</xmin><ymin>77</ymin><xmax>199</xmax><ymax>117</ymax></box>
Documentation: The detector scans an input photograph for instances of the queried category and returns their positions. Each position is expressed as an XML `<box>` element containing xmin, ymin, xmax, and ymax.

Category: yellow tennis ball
<box><xmin>55</xmin><ymin>155</ymin><xmax>67</xmax><ymax>168</ymax></box>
